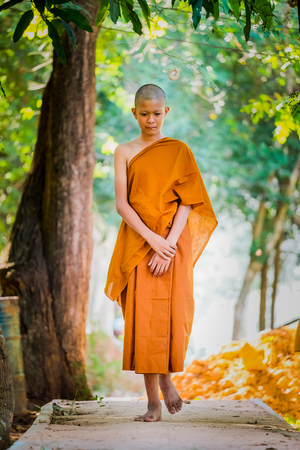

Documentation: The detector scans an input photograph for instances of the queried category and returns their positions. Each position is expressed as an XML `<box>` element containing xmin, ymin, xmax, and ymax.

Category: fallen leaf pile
<box><xmin>172</xmin><ymin>326</ymin><xmax>300</xmax><ymax>420</ymax></box>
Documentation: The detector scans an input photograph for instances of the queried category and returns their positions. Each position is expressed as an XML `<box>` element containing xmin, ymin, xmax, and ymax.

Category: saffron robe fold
<box><xmin>104</xmin><ymin>137</ymin><xmax>218</xmax><ymax>373</ymax></box>
<box><xmin>120</xmin><ymin>222</ymin><xmax>194</xmax><ymax>373</ymax></box>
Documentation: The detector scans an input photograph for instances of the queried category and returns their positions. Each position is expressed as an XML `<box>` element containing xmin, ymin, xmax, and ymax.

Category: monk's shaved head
<box><xmin>134</xmin><ymin>84</ymin><xmax>166</xmax><ymax>108</ymax></box>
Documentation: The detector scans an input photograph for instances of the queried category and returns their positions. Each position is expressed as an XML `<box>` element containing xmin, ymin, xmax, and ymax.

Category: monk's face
<box><xmin>132</xmin><ymin>98</ymin><xmax>169</xmax><ymax>136</ymax></box>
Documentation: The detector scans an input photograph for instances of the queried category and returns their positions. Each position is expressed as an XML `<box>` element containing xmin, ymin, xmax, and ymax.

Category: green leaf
<box><xmin>138</xmin><ymin>0</ymin><xmax>150</xmax><ymax>29</ymax></box>
<box><xmin>128</xmin><ymin>9</ymin><xmax>142</xmax><ymax>34</ymax></box>
<box><xmin>60</xmin><ymin>19</ymin><xmax>76</xmax><ymax>49</ymax></box>
<box><xmin>256</xmin><ymin>0</ymin><xmax>273</xmax><ymax>30</ymax></box>
<box><xmin>121</xmin><ymin>0</ymin><xmax>132</xmax><ymax>23</ymax></box>
<box><xmin>51</xmin><ymin>7</ymin><xmax>93</xmax><ymax>32</ymax></box>
<box><xmin>228</xmin><ymin>0</ymin><xmax>240</xmax><ymax>20</ymax></box>
<box><xmin>55</xmin><ymin>1</ymin><xmax>92</xmax><ymax>19</ymax></box>
<box><xmin>109</xmin><ymin>0</ymin><xmax>120</xmax><ymax>24</ymax></box>
<box><xmin>50</xmin><ymin>7</ymin><xmax>72</xmax><ymax>22</ymax></box>
<box><xmin>0</xmin><ymin>81</ymin><xmax>6</xmax><ymax>98</ymax></box>
<box><xmin>212</xmin><ymin>0</ymin><xmax>219</xmax><ymax>20</ymax></box>
<box><xmin>118</xmin><ymin>0</ymin><xmax>142</xmax><ymax>34</ymax></box>
<box><xmin>222</xmin><ymin>0</ymin><xmax>229</xmax><ymax>14</ymax></box>
<box><xmin>244</xmin><ymin>0</ymin><xmax>251</xmax><ymax>41</ymax></box>
<box><xmin>95</xmin><ymin>0</ymin><xmax>110</xmax><ymax>26</ymax></box>
<box><xmin>51</xmin><ymin>17</ymin><xmax>65</xmax><ymax>34</ymax></box>
<box><xmin>192</xmin><ymin>0</ymin><xmax>203</xmax><ymax>29</ymax></box>
<box><xmin>33</xmin><ymin>0</ymin><xmax>45</xmax><ymax>15</ymax></box>
<box><xmin>13</xmin><ymin>10</ymin><xmax>34</xmax><ymax>43</ymax></box>
<box><xmin>171</xmin><ymin>0</ymin><xmax>177</xmax><ymax>5</ymax></box>
<box><xmin>46</xmin><ymin>19</ymin><xmax>66</xmax><ymax>64</ymax></box>
<box><xmin>0</xmin><ymin>0</ymin><xmax>23</xmax><ymax>12</ymax></box>
<box><xmin>192</xmin><ymin>7</ymin><xmax>201</xmax><ymax>28</ymax></box>
<box><xmin>290</xmin><ymin>100</ymin><xmax>300</xmax><ymax>119</ymax></box>
<box><xmin>203</xmin><ymin>0</ymin><xmax>214</xmax><ymax>16</ymax></box>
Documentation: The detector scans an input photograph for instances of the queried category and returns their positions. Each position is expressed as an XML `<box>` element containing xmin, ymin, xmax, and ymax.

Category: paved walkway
<box><xmin>10</xmin><ymin>398</ymin><xmax>300</xmax><ymax>450</ymax></box>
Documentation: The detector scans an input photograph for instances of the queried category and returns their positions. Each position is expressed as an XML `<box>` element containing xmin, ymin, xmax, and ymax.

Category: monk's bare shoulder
<box><xmin>114</xmin><ymin>139</ymin><xmax>141</xmax><ymax>167</ymax></box>
<box><xmin>114</xmin><ymin>143</ymin><xmax>129</xmax><ymax>158</ymax></box>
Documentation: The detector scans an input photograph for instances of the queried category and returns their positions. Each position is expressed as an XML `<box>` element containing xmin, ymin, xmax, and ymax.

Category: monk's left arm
<box><xmin>166</xmin><ymin>204</ymin><xmax>192</xmax><ymax>246</ymax></box>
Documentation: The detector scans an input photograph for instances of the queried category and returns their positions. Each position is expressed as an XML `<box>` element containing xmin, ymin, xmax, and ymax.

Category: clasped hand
<box><xmin>148</xmin><ymin>252</ymin><xmax>172</xmax><ymax>277</ymax></box>
<box><xmin>147</xmin><ymin>233</ymin><xmax>177</xmax><ymax>277</ymax></box>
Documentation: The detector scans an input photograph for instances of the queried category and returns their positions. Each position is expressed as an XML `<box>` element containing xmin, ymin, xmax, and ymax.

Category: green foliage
<box><xmin>0</xmin><ymin>9</ymin><xmax>51</xmax><ymax>251</ymax></box>
<box><xmin>0</xmin><ymin>82</ymin><xmax>6</xmax><ymax>98</ymax></box>
<box><xmin>109</xmin><ymin>0</ymin><xmax>120</xmax><ymax>24</ymax></box>
<box><xmin>95</xmin><ymin>0</ymin><xmax>109</xmax><ymax>26</ymax></box>
<box><xmin>244</xmin><ymin>0</ymin><xmax>251</xmax><ymax>42</ymax></box>
<box><xmin>0</xmin><ymin>0</ymin><xmax>284</xmax><ymax>64</ymax></box>
<box><xmin>0</xmin><ymin>0</ymin><xmax>94</xmax><ymax>64</ymax></box>
<box><xmin>138</xmin><ymin>0</ymin><xmax>150</xmax><ymax>28</ymax></box>
<box><xmin>45</xmin><ymin>18</ymin><xmax>66</xmax><ymax>64</ymax></box>
<box><xmin>229</xmin><ymin>0</ymin><xmax>239</xmax><ymax>20</ymax></box>
<box><xmin>13</xmin><ymin>9</ymin><xmax>34</xmax><ymax>42</ymax></box>
<box><xmin>61</xmin><ymin>19</ymin><xmax>76</xmax><ymax>49</ymax></box>
<box><xmin>50</xmin><ymin>7</ymin><xmax>93</xmax><ymax>32</ymax></box>
<box><xmin>288</xmin><ymin>91</ymin><xmax>300</xmax><ymax>119</ymax></box>
<box><xmin>191</xmin><ymin>0</ymin><xmax>203</xmax><ymax>29</ymax></box>
<box><xmin>0</xmin><ymin>0</ymin><xmax>23</xmax><ymax>11</ymax></box>
<box><xmin>284</xmin><ymin>415</ymin><xmax>300</xmax><ymax>431</ymax></box>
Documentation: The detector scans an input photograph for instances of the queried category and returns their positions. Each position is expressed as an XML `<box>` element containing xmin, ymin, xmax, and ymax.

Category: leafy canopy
<box><xmin>0</xmin><ymin>0</ymin><xmax>285</xmax><ymax>64</ymax></box>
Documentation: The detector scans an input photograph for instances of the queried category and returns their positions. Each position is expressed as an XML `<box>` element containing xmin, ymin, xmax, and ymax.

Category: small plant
<box><xmin>90</xmin><ymin>393</ymin><xmax>106</xmax><ymax>407</ymax></box>
<box><xmin>68</xmin><ymin>388</ymin><xmax>79</xmax><ymax>416</ymax></box>
<box><xmin>51</xmin><ymin>388</ymin><xmax>79</xmax><ymax>424</ymax></box>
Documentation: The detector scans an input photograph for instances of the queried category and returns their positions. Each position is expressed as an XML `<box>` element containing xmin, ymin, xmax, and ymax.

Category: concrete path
<box><xmin>10</xmin><ymin>398</ymin><xmax>300</xmax><ymax>450</ymax></box>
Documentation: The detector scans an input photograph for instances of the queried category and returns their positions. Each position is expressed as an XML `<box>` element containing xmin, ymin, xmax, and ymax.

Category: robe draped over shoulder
<box><xmin>104</xmin><ymin>137</ymin><xmax>218</xmax><ymax>306</ymax></box>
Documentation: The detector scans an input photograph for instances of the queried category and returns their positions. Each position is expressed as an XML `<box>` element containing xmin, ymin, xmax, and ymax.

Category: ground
<box><xmin>8</xmin><ymin>398</ymin><xmax>300</xmax><ymax>450</ymax></box>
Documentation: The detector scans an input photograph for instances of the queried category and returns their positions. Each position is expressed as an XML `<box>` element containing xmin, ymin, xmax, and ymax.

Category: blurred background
<box><xmin>1</xmin><ymin>0</ymin><xmax>300</xmax><ymax>400</ymax></box>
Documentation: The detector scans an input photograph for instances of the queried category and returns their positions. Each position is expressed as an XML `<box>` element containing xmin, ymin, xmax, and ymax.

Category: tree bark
<box><xmin>259</xmin><ymin>258</ymin><xmax>269</xmax><ymax>331</ymax></box>
<box><xmin>232</xmin><ymin>201</ymin><xmax>266</xmax><ymax>340</ymax></box>
<box><xmin>0</xmin><ymin>1</ymin><xmax>100</xmax><ymax>401</ymax></box>
<box><xmin>271</xmin><ymin>232</ymin><xmax>283</xmax><ymax>329</ymax></box>
<box><xmin>232</xmin><ymin>154</ymin><xmax>300</xmax><ymax>340</ymax></box>
<box><xmin>232</xmin><ymin>259</ymin><xmax>262</xmax><ymax>340</ymax></box>
<box><xmin>0</xmin><ymin>325</ymin><xmax>14</xmax><ymax>450</ymax></box>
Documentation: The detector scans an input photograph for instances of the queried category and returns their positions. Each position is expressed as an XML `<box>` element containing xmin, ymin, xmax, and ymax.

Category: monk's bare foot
<box><xmin>159</xmin><ymin>374</ymin><xmax>183</xmax><ymax>414</ymax></box>
<box><xmin>134</xmin><ymin>402</ymin><xmax>162</xmax><ymax>422</ymax></box>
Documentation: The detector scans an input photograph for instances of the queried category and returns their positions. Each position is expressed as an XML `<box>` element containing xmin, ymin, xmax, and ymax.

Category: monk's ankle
<box><xmin>147</xmin><ymin>400</ymin><xmax>161</xmax><ymax>410</ymax></box>
<box><xmin>159</xmin><ymin>374</ymin><xmax>172</xmax><ymax>388</ymax></box>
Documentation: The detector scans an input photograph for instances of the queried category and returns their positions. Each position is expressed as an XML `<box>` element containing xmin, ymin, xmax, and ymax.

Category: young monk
<box><xmin>104</xmin><ymin>84</ymin><xmax>217</xmax><ymax>422</ymax></box>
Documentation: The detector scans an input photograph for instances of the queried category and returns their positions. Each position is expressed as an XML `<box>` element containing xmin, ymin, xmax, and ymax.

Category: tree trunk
<box><xmin>0</xmin><ymin>1</ymin><xmax>100</xmax><ymax>402</ymax></box>
<box><xmin>0</xmin><ymin>324</ymin><xmax>15</xmax><ymax>450</ymax></box>
<box><xmin>259</xmin><ymin>258</ymin><xmax>269</xmax><ymax>331</ymax></box>
<box><xmin>233</xmin><ymin>154</ymin><xmax>300</xmax><ymax>340</ymax></box>
<box><xmin>271</xmin><ymin>232</ymin><xmax>283</xmax><ymax>329</ymax></box>
<box><xmin>232</xmin><ymin>259</ymin><xmax>262</xmax><ymax>340</ymax></box>
<box><xmin>232</xmin><ymin>201</ymin><xmax>266</xmax><ymax>339</ymax></box>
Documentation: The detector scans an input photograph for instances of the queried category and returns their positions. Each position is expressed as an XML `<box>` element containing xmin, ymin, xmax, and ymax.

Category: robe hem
<box><xmin>122</xmin><ymin>368</ymin><xmax>183</xmax><ymax>374</ymax></box>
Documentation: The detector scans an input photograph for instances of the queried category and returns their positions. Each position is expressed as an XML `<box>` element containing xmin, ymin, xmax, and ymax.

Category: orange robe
<box><xmin>104</xmin><ymin>137</ymin><xmax>217</xmax><ymax>373</ymax></box>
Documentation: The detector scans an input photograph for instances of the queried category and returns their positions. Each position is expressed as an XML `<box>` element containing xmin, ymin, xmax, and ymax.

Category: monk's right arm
<box><xmin>114</xmin><ymin>145</ymin><xmax>176</xmax><ymax>260</ymax></box>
